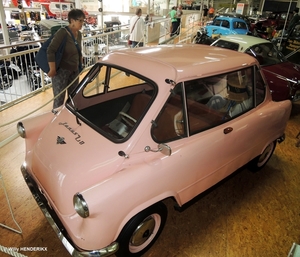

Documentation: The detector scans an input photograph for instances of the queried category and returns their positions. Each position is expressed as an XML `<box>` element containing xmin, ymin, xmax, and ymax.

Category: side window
<box><xmin>185</xmin><ymin>69</ymin><xmax>254</xmax><ymax>136</ymax></box>
<box><xmin>234</xmin><ymin>22</ymin><xmax>246</xmax><ymax>29</ymax></box>
<box><xmin>225</xmin><ymin>69</ymin><xmax>254</xmax><ymax>117</ymax></box>
<box><xmin>152</xmin><ymin>68</ymin><xmax>258</xmax><ymax>141</ymax></box>
<box><xmin>184</xmin><ymin>78</ymin><xmax>225</xmax><ymax>135</ymax></box>
<box><xmin>255</xmin><ymin>67</ymin><xmax>266</xmax><ymax>105</ymax></box>
<box><xmin>221</xmin><ymin>20</ymin><xmax>230</xmax><ymax>28</ymax></box>
<box><xmin>151</xmin><ymin>83</ymin><xmax>185</xmax><ymax>143</ymax></box>
<box><xmin>213</xmin><ymin>19</ymin><xmax>222</xmax><ymax>26</ymax></box>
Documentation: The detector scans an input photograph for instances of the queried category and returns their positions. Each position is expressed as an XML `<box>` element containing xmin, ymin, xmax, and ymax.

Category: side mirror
<box><xmin>159</xmin><ymin>143</ymin><xmax>172</xmax><ymax>156</ymax></box>
<box><xmin>144</xmin><ymin>143</ymin><xmax>172</xmax><ymax>156</ymax></box>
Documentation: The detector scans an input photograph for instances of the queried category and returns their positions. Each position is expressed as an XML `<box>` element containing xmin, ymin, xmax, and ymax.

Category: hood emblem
<box><xmin>57</xmin><ymin>136</ymin><xmax>66</xmax><ymax>144</ymax></box>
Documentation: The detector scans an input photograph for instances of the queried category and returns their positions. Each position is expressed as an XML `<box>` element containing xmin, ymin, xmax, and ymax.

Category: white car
<box><xmin>211</xmin><ymin>35</ymin><xmax>300</xmax><ymax>101</ymax></box>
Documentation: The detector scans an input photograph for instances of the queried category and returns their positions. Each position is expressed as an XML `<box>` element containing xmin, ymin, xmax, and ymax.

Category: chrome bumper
<box><xmin>21</xmin><ymin>163</ymin><xmax>119</xmax><ymax>257</ymax></box>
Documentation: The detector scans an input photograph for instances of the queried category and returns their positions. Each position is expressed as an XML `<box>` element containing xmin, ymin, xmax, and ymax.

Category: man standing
<box><xmin>176</xmin><ymin>5</ymin><xmax>183</xmax><ymax>35</ymax></box>
<box><xmin>169</xmin><ymin>6</ymin><xmax>178</xmax><ymax>36</ymax></box>
<box><xmin>203</xmin><ymin>5</ymin><xmax>208</xmax><ymax>22</ymax></box>
<box><xmin>129</xmin><ymin>8</ymin><xmax>145</xmax><ymax>48</ymax></box>
<box><xmin>287</xmin><ymin>7</ymin><xmax>300</xmax><ymax>32</ymax></box>
<box><xmin>208</xmin><ymin>6</ymin><xmax>215</xmax><ymax>20</ymax></box>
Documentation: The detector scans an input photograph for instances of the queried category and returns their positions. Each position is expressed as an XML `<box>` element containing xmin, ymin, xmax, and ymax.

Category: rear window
<box><xmin>213</xmin><ymin>40</ymin><xmax>239</xmax><ymax>51</ymax></box>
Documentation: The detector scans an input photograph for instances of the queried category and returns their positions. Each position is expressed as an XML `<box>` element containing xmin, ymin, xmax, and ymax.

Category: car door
<box><xmin>150</xmin><ymin>80</ymin><xmax>225</xmax><ymax>205</ymax></box>
<box><xmin>207</xmin><ymin>18</ymin><xmax>222</xmax><ymax>35</ymax></box>
<box><xmin>149</xmin><ymin>67</ymin><xmax>265</xmax><ymax>205</ymax></box>
<box><xmin>220</xmin><ymin>19</ymin><xmax>230</xmax><ymax>35</ymax></box>
<box><xmin>232</xmin><ymin>19</ymin><xmax>249</xmax><ymax>34</ymax></box>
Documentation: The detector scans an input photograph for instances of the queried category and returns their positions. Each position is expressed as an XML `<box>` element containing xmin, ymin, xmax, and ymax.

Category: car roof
<box><xmin>213</xmin><ymin>35</ymin><xmax>271</xmax><ymax>49</ymax></box>
<box><xmin>102</xmin><ymin>44</ymin><xmax>257</xmax><ymax>82</ymax></box>
<box><xmin>218</xmin><ymin>12</ymin><xmax>247</xmax><ymax>18</ymax></box>
<box><xmin>214</xmin><ymin>16</ymin><xmax>247</xmax><ymax>23</ymax></box>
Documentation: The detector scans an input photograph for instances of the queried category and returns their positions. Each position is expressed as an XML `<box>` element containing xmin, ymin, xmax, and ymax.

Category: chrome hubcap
<box><xmin>130</xmin><ymin>215</ymin><xmax>155</xmax><ymax>246</ymax></box>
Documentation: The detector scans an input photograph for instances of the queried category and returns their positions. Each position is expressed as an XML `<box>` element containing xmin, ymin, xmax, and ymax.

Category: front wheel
<box><xmin>248</xmin><ymin>140</ymin><xmax>276</xmax><ymax>172</ymax></box>
<box><xmin>192</xmin><ymin>35</ymin><xmax>199</xmax><ymax>44</ymax></box>
<box><xmin>116</xmin><ymin>202</ymin><xmax>167</xmax><ymax>257</ymax></box>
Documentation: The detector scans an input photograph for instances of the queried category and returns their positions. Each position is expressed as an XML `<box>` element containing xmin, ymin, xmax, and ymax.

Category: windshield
<box><xmin>67</xmin><ymin>63</ymin><xmax>157</xmax><ymax>142</ymax></box>
<box><xmin>245</xmin><ymin>43</ymin><xmax>286</xmax><ymax>66</ymax></box>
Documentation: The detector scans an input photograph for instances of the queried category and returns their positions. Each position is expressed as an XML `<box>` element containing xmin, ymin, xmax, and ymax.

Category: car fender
<box><xmin>258</xmin><ymin>99</ymin><xmax>292</xmax><ymax>153</ymax></box>
<box><xmin>74</xmin><ymin>161</ymin><xmax>178</xmax><ymax>249</ymax></box>
<box><xmin>19</xmin><ymin>111</ymin><xmax>55</xmax><ymax>152</ymax></box>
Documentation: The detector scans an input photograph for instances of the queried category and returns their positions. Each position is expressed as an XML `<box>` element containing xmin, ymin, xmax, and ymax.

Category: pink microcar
<box><xmin>18</xmin><ymin>44</ymin><xmax>292</xmax><ymax>257</ymax></box>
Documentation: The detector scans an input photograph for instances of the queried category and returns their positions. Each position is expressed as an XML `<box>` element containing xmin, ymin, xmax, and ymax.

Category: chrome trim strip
<box><xmin>20</xmin><ymin>163</ymin><xmax>119</xmax><ymax>257</ymax></box>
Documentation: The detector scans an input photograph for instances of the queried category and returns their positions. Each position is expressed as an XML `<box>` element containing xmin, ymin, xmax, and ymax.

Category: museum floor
<box><xmin>0</xmin><ymin>89</ymin><xmax>299</xmax><ymax>257</ymax></box>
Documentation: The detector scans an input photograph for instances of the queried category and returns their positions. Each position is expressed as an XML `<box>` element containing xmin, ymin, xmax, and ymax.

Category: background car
<box><xmin>272</xmin><ymin>21</ymin><xmax>300</xmax><ymax>65</ymax></box>
<box><xmin>213</xmin><ymin>12</ymin><xmax>256</xmax><ymax>33</ymax></box>
<box><xmin>204</xmin><ymin>16</ymin><xmax>250</xmax><ymax>37</ymax></box>
<box><xmin>211</xmin><ymin>34</ymin><xmax>300</xmax><ymax>101</ymax></box>
<box><xmin>256</xmin><ymin>11</ymin><xmax>293</xmax><ymax>31</ymax></box>
<box><xmin>18</xmin><ymin>45</ymin><xmax>291</xmax><ymax>257</ymax></box>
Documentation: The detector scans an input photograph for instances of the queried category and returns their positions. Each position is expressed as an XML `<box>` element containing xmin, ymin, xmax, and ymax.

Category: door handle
<box><xmin>224</xmin><ymin>127</ymin><xmax>233</xmax><ymax>134</ymax></box>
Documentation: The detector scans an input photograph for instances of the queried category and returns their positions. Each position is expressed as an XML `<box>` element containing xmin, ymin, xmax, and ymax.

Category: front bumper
<box><xmin>21</xmin><ymin>163</ymin><xmax>119</xmax><ymax>257</ymax></box>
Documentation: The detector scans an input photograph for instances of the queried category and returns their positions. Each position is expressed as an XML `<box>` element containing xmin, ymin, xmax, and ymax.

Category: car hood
<box><xmin>31</xmin><ymin>109</ymin><xmax>125</xmax><ymax>215</ymax></box>
<box><xmin>261</xmin><ymin>61</ymin><xmax>300</xmax><ymax>82</ymax></box>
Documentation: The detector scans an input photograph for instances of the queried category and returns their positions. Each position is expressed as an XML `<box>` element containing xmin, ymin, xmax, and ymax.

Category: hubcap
<box><xmin>130</xmin><ymin>216</ymin><xmax>155</xmax><ymax>246</ymax></box>
<box><xmin>258</xmin><ymin>142</ymin><xmax>273</xmax><ymax>166</ymax></box>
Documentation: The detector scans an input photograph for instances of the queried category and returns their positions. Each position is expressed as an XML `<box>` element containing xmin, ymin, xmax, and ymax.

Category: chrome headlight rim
<box><xmin>73</xmin><ymin>192</ymin><xmax>89</xmax><ymax>218</ymax></box>
<box><xmin>17</xmin><ymin>122</ymin><xmax>26</xmax><ymax>138</ymax></box>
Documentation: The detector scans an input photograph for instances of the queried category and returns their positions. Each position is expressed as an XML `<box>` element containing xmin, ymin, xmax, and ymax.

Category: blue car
<box><xmin>205</xmin><ymin>16</ymin><xmax>249</xmax><ymax>36</ymax></box>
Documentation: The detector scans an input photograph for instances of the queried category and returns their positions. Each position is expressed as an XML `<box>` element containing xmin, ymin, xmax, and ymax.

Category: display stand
<box><xmin>0</xmin><ymin>172</ymin><xmax>22</xmax><ymax>234</ymax></box>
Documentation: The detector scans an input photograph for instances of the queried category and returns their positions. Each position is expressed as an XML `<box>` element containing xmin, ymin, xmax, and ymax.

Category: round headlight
<box><xmin>17</xmin><ymin>122</ymin><xmax>26</xmax><ymax>138</ymax></box>
<box><xmin>73</xmin><ymin>193</ymin><xmax>89</xmax><ymax>218</ymax></box>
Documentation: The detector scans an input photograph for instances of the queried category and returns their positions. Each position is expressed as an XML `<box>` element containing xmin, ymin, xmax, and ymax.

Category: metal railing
<box><xmin>0</xmin><ymin>13</ymin><xmax>200</xmax><ymax>112</ymax></box>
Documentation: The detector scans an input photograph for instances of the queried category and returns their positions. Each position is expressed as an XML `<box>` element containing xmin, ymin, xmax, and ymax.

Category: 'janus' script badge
<box><xmin>58</xmin><ymin>122</ymin><xmax>85</xmax><ymax>145</ymax></box>
<box><xmin>57</xmin><ymin>136</ymin><xmax>66</xmax><ymax>144</ymax></box>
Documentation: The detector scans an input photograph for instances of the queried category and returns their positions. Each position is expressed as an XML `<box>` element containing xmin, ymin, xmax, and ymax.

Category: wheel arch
<box><xmin>113</xmin><ymin>192</ymin><xmax>178</xmax><ymax>241</ymax></box>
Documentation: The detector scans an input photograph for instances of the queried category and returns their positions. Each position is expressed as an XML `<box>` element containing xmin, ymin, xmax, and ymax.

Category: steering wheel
<box><xmin>119</xmin><ymin>111</ymin><xmax>137</xmax><ymax>127</ymax></box>
<box><xmin>174</xmin><ymin>111</ymin><xmax>185</xmax><ymax>136</ymax></box>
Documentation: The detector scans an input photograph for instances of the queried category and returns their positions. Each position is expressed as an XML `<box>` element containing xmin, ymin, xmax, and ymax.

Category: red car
<box><xmin>211</xmin><ymin>35</ymin><xmax>300</xmax><ymax>101</ymax></box>
<box><xmin>255</xmin><ymin>11</ymin><xmax>293</xmax><ymax>30</ymax></box>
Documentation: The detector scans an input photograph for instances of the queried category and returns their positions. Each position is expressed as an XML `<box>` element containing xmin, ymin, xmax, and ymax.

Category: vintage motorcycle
<box><xmin>193</xmin><ymin>27</ymin><xmax>220</xmax><ymax>45</ymax></box>
<box><xmin>0</xmin><ymin>60</ymin><xmax>22</xmax><ymax>90</ymax></box>
<box><xmin>27</xmin><ymin>65</ymin><xmax>51</xmax><ymax>91</ymax></box>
